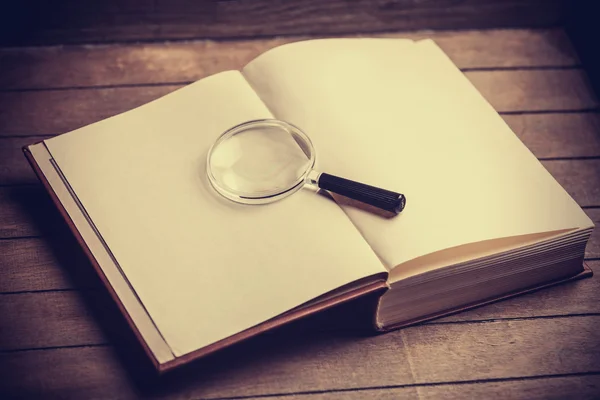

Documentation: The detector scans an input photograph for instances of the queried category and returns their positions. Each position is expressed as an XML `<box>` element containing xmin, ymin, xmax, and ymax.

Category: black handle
<box><xmin>318</xmin><ymin>173</ymin><xmax>406</xmax><ymax>215</ymax></box>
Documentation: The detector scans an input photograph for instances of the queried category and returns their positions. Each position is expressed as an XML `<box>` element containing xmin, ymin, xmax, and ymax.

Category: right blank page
<box><xmin>243</xmin><ymin>39</ymin><xmax>592</xmax><ymax>270</ymax></box>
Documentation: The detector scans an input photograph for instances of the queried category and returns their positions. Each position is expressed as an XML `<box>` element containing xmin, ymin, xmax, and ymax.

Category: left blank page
<box><xmin>44</xmin><ymin>71</ymin><xmax>385</xmax><ymax>357</ymax></box>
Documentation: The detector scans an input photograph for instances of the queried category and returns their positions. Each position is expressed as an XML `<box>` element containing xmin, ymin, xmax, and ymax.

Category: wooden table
<box><xmin>1</xmin><ymin>27</ymin><xmax>599</xmax><ymax>399</ymax></box>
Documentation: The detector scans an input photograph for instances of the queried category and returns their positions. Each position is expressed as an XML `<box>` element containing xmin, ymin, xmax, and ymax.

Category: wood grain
<box><xmin>0</xmin><ymin>185</ymin><xmax>56</xmax><ymax>238</ymax></box>
<box><xmin>0</xmin><ymin>291</ymin><xmax>106</xmax><ymax>351</ymax></box>
<box><xmin>0</xmin><ymin>84</ymin><xmax>178</xmax><ymax>136</ymax></box>
<box><xmin>1</xmin><ymin>0</ymin><xmax>566</xmax><ymax>46</ymax></box>
<box><xmin>1</xmin><ymin>136</ymin><xmax>44</xmax><ymax>185</ymax></box>
<box><xmin>0</xmin><ymin>236</ymin><xmax>102</xmax><ymax>293</ymax></box>
<box><xmin>502</xmin><ymin>113</ymin><xmax>600</xmax><ymax>158</ymax></box>
<box><xmin>412</xmin><ymin>375</ymin><xmax>600</xmax><ymax>400</ymax></box>
<box><xmin>0</xmin><ymin>29</ymin><xmax>579</xmax><ymax>91</ymax></box>
<box><xmin>1</xmin><ymin>69</ymin><xmax>597</xmax><ymax>136</ymax></box>
<box><xmin>1</xmin><ymin>331</ymin><xmax>414</xmax><ymax>399</ymax></box>
<box><xmin>261</xmin><ymin>375</ymin><xmax>600</xmax><ymax>399</ymax></box>
<box><xmin>402</xmin><ymin>316</ymin><xmax>600</xmax><ymax>382</ymax></box>
<box><xmin>0</xmin><ymin>239</ymin><xmax>75</xmax><ymax>293</ymax></box>
<box><xmin>467</xmin><ymin>69</ymin><xmax>598</xmax><ymax>112</ymax></box>
<box><xmin>1</xmin><ymin>316</ymin><xmax>598</xmax><ymax>399</ymax></box>
<box><xmin>585</xmin><ymin>208</ymin><xmax>600</xmax><ymax>259</ymax></box>
<box><xmin>0</xmin><ymin>346</ymin><xmax>140</xmax><ymax>399</ymax></box>
<box><xmin>542</xmin><ymin>160</ymin><xmax>600</xmax><ymax>207</ymax></box>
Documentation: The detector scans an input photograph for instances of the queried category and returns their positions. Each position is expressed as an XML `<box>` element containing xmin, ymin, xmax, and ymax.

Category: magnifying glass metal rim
<box><xmin>206</xmin><ymin>118</ymin><xmax>317</xmax><ymax>205</ymax></box>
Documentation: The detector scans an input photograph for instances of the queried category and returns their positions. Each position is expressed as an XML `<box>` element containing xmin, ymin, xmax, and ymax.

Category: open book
<box><xmin>24</xmin><ymin>39</ymin><xmax>594</xmax><ymax>372</ymax></box>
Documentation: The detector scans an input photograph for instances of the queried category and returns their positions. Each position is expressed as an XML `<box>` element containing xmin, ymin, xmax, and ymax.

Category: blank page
<box><xmin>243</xmin><ymin>39</ymin><xmax>592</xmax><ymax>270</ymax></box>
<box><xmin>45</xmin><ymin>71</ymin><xmax>385</xmax><ymax>357</ymax></box>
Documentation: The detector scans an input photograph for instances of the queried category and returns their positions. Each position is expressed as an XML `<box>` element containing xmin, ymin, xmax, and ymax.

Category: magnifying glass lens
<box><xmin>207</xmin><ymin>120</ymin><xmax>315</xmax><ymax>203</ymax></box>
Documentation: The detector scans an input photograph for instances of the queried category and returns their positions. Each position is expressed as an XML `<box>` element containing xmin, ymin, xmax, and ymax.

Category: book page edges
<box><xmin>24</xmin><ymin>141</ymin><xmax>389</xmax><ymax>372</ymax></box>
<box><xmin>24</xmin><ymin>142</ymin><xmax>174</xmax><ymax>369</ymax></box>
<box><xmin>376</xmin><ymin>262</ymin><xmax>592</xmax><ymax>332</ymax></box>
<box><xmin>388</xmin><ymin>229</ymin><xmax>587</xmax><ymax>283</ymax></box>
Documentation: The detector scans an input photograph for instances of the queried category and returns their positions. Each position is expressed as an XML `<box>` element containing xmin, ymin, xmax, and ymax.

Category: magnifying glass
<box><xmin>206</xmin><ymin>119</ymin><xmax>406</xmax><ymax>215</ymax></box>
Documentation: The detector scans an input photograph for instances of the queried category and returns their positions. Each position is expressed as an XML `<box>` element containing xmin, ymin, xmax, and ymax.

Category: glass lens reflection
<box><xmin>209</xmin><ymin>125</ymin><xmax>312</xmax><ymax>195</ymax></box>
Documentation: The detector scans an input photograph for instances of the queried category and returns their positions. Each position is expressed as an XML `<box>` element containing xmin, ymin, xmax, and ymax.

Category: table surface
<box><xmin>1</xmin><ymin>27</ymin><xmax>599</xmax><ymax>399</ymax></box>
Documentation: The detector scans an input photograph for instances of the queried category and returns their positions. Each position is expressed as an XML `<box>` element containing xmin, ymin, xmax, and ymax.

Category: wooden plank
<box><xmin>0</xmin><ymin>1</ymin><xmax>565</xmax><ymax>46</ymax></box>
<box><xmin>4</xmin><ymin>113</ymin><xmax>600</xmax><ymax>185</ymax></box>
<box><xmin>401</xmin><ymin>316</ymin><xmax>600</xmax><ymax>382</ymax></box>
<box><xmin>0</xmin><ymin>136</ymin><xmax>44</xmax><ymax>185</ymax></box>
<box><xmin>0</xmin><ymin>291</ymin><xmax>106</xmax><ymax>351</ymax></box>
<box><xmin>585</xmin><ymin>208</ymin><xmax>600</xmax><ymax>259</ymax></box>
<box><xmin>503</xmin><ymin>113</ymin><xmax>600</xmax><ymax>158</ymax></box>
<box><xmin>467</xmin><ymin>69</ymin><xmax>598</xmax><ymax>112</ymax></box>
<box><xmin>0</xmin><ymin>236</ymin><xmax>102</xmax><ymax>293</ymax></box>
<box><xmin>0</xmin><ymin>29</ymin><xmax>579</xmax><ymax>91</ymax></box>
<box><xmin>0</xmin><ymin>84</ymin><xmax>178</xmax><ymax>136</ymax></box>
<box><xmin>413</xmin><ymin>375</ymin><xmax>600</xmax><ymax>399</ymax></box>
<box><xmin>0</xmin><ymin>185</ymin><xmax>56</xmax><ymax>238</ymax></box>
<box><xmin>1</xmin><ymin>69</ymin><xmax>597</xmax><ymax>136</ymax></box>
<box><xmin>0</xmin><ymin>347</ymin><xmax>140</xmax><ymax>399</ymax></box>
<box><xmin>542</xmin><ymin>160</ymin><xmax>600</xmax><ymax>208</ymax></box>
<box><xmin>2</xmin><ymin>260</ymin><xmax>598</xmax><ymax>352</ymax></box>
<box><xmin>1</xmin><ymin>316</ymin><xmax>598</xmax><ymax>399</ymax></box>
<box><xmin>0</xmin><ymin>239</ymin><xmax>74</xmax><ymax>293</ymax></box>
<box><xmin>248</xmin><ymin>387</ymin><xmax>417</xmax><ymax>399</ymax></box>
<box><xmin>0</xmin><ymin>332</ymin><xmax>413</xmax><ymax>399</ymax></box>
<box><xmin>262</xmin><ymin>375</ymin><xmax>600</xmax><ymax>399</ymax></box>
